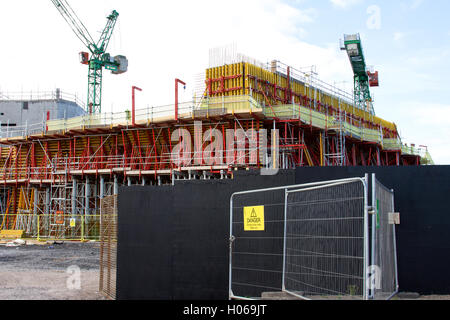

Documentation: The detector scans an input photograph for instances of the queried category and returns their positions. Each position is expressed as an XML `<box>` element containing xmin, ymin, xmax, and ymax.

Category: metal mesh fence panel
<box><xmin>372</xmin><ymin>178</ymin><xmax>398</xmax><ymax>300</ymax></box>
<box><xmin>37</xmin><ymin>214</ymin><xmax>100</xmax><ymax>241</ymax></box>
<box><xmin>229</xmin><ymin>177</ymin><xmax>368</xmax><ymax>300</ymax></box>
<box><xmin>230</xmin><ymin>188</ymin><xmax>286</xmax><ymax>299</ymax></box>
<box><xmin>99</xmin><ymin>195</ymin><xmax>117</xmax><ymax>300</ymax></box>
<box><xmin>284</xmin><ymin>180</ymin><xmax>366</xmax><ymax>300</ymax></box>
<box><xmin>0</xmin><ymin>214</ymin><xmax>100</xmax><ymax>241</ymax></box>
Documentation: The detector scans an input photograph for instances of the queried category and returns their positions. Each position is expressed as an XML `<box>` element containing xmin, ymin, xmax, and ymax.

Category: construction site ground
<box><xmin>0</xmin><ymin>241</ymin><xmax>449</xmax><ymax>300</ymax></box>
<box><xmin>0</xmin><ymin>241</ymin><xmax>105</xmax><ymax>300</ymax></box>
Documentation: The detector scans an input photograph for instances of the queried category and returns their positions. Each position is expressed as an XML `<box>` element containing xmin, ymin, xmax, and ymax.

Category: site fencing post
<box><xmin>37</xmin><ymin>215</ymin><xmax>40</xmax><ymax>242</ymax></box>
<box><xmin>371</xmin><ymin>173</ymin><xmax>376</xmax><ymax>299</ymax></box>
<box><xmin>364</xmin><ymin>173</ymin><xmax>369</xmax><ymax>300</ymax></box>
<box><xmin>228</xmin><ymin>195</ymin><xmax>234</xmax><ymax>300</ymax></box>
<box><xmin>281</xmin><ymin>189</ymin><xmax>288</xmax><ymax>292</ymax></box>
<box><xmin>390</xmin><ymin>188</ymin><xmax>400</xmax><ymax>299</ymax></box>
<box><xmin>81</xmin><ymin>215</ymin><xmax>85</xmax><ymax>242</ymax></box>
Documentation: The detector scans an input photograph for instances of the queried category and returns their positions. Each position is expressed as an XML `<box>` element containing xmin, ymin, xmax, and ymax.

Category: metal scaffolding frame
<box><xmin>0</xmin><ymin>57</ymin><xmax>430</xmax><ymax>240</ymax></box>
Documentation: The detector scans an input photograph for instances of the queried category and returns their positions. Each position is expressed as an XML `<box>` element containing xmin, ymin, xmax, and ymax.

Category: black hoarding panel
<box><xmin>117</xmin><ymin>171</ymin><xmax>295</xmax><ymax>300</ymax></box>
<box><xmin>295</xmin><ymin>166</ymin><xmax>450</xmax><ymax>294</ymax></box>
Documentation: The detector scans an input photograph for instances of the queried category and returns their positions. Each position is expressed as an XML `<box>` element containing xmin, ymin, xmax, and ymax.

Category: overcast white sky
<box><xmin>0</xmin><ymin>0</ymin><xmax>449</xmax><ymax>164</ymax></box>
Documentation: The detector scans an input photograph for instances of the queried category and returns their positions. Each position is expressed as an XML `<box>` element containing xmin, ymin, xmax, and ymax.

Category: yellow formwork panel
<box><xmin>222</xmin><ymin>65</ymin><xmax>226</xmax><ymax>96</ymax></box>
<box><xmin>226</xmin><ymin>65</ymin><xmax>230</xmax><ymax>96</ymax></box>
<box><xmin>212</xmin><ymin>66</ymin><xmax>217</xmax><ymax>93</ymax></box>
<box><xmin>244</xmin><ymin>63</ymin><xmax>249</xmax><ymax>95</ymax></box>
<box><xmin>206</xmin><ymin>62</ymin><xmax>247</xmax><ymax>97</ymax></box>
<box><xmin>230</xmin><ymin>64</ymin><xmax>234</xmax><ymax>96</ymax></box>
<box><xmin>17</xmin><ymin>187</ymin><xmax>34</xmax><ymax>214</ymax></box>
<box><xmin>211</xmin><ymin>66</ymin><xmax>216</xmax><ymax>93</ymax></box>
<box><xmin>239</xmin><ymin>62</ymin><xmax>243</xmax><ymax>95</ymax></box>
<box><xmin>206</xmin><ymin>62</ymin><xmax>398</xmax><ymax>132</ymax></box>
<box><xmin>219</xmin><ymin>65</ymin><xmax>223</xmax><ymax>94</ymax></box>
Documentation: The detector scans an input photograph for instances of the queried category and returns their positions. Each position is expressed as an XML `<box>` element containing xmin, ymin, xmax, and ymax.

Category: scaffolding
<box><xmin>0</xmin><ymin>58</ymin><xmax>431</xmax><ymax>240</ymax></box>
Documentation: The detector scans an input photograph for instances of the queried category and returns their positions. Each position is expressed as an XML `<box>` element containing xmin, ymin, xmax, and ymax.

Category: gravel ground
<box><xmin>1</xmin><ymin>241</ymin><xmax>449</xmax><ymax>301</ymax></box>
<box><xmin>0</xmin><ymin>241</ymin><xmax>105</xmax><ymax>300</ymax></box>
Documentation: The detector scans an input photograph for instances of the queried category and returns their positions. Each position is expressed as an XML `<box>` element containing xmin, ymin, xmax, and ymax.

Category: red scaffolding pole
<box><xmin>132</xmin><ymin>86</ymin><xmax>142</xmax><ymax>126</ymax></box>
<box><xmin>175</xmin><ymin>79</ymin><xmax>186</xmax><ymax>122</ymax></box>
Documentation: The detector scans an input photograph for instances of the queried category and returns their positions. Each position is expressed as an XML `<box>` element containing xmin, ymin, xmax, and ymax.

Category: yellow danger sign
<box><xmin>70</xmin><ymin>218</ymin><xmax>76</xmax><ymax>228</ymax></box>
<box><xmin>243</xmin><ymin>206</ymin><xmax>265</xmax><ymax>231</ymax></box>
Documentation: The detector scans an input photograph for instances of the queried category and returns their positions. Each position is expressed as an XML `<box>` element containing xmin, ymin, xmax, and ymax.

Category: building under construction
<box><xmin>0</xmin><ymin>47</ymin><xmax>433</xmax><ymax>240</ymax></box>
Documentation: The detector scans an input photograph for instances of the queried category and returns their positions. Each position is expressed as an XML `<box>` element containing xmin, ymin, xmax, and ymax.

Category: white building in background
<box><xmin>0</xmin><ymin>89</ymin><xmax>85</xmax><ymax>137</ymax></box>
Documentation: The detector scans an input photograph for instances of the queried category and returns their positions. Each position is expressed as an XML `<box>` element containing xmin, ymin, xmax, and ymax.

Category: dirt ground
<box><xmin>1</xmin><ymin>241</ymin><xmax>449</xmax><ymax>301</ymax></box>
<box><xmin>0</xmin><ymin>241</ymin><xmax>105</xmax><ymax>300</ymax></box>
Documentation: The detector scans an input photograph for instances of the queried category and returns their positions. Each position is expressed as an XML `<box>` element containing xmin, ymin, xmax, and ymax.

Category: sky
<box><xmin>0</xmin><ymin>0</ymin><xmax>449</xmax><ymax>164</ymax></box>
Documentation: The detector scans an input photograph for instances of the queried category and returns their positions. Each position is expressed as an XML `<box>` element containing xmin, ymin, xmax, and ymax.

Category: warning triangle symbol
<box><xmin>251</xmin><ymin>208</ymin><xmax>257</xmax><ymax>218</ymax></box>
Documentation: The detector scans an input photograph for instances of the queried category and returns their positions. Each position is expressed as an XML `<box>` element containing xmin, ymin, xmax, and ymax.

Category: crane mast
<box><xmin>51</xmin><ymin>0</ymin><xmax>127</xmax><ymax>114</ymax></box>
<box><xmin>341</xmin><ymin>33</ymin><xmax>378</xmax><ymax>115</ymax></box>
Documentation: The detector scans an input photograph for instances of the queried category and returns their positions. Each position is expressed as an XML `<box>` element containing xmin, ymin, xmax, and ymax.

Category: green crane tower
<box><xmin>341</xmin><ymin>34</ymin><xmax>378</xmax><ymax>115</ymax></box>
<box><xmin>51</xmin><ymin>0</ymin><xmax>128</xmax><ymax>114</ymax></box>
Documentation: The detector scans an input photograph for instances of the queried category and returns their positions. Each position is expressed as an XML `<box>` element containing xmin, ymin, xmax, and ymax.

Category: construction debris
<box><xmin>4</xmin><ymin>239</ymin><xmax>26</xmax><ymax>247</ymax></box>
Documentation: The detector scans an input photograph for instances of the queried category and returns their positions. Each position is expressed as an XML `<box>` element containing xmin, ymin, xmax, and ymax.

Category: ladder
<box><xmin>48</xmin><ymin>158</ymin><xmax>72</xmax><ymax>239</ymax></box>
<box><xmin>324</xmin><ymin>111</ymin><xmax>346</xmax><ymax>166</ymax></box>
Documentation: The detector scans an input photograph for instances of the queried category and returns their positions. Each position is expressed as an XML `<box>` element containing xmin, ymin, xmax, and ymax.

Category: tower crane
<box><xmin>341</xmin><ymin>33</ymin><xmax>378</xmax><ymax>115</ymax></box>
<box><xmin>51</xmin><ymin>0</ymin><xmax>128</xmax><ymax>114</ymax></box>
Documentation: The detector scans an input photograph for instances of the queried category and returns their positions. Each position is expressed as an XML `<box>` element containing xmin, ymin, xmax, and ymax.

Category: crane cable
<box><xmin>50</xmin><ymin>0</ymin><xmax>96</xmax><ymax>51</ymax></box>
